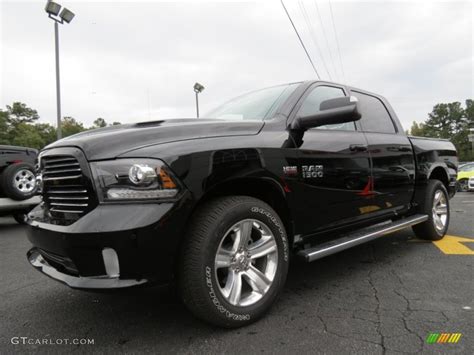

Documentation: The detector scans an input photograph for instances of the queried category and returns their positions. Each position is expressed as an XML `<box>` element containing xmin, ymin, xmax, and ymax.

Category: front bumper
<box><xmin>26</xmin><ymin>195</ymin><xmax>192</xmax><ymax>289</ymax></box>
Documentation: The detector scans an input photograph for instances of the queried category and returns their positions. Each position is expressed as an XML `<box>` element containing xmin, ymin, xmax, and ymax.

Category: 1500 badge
<box><xmin>302</xmin><ymin>165</ymin><xmax>323</xmax><ymax>178</ymax></box>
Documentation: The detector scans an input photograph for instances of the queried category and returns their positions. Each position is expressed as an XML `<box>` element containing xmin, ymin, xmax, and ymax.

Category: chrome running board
<box><xmin>297</xmin><ymin>214</ymin><xmax>428</xmax><ymax>262</ymax></box>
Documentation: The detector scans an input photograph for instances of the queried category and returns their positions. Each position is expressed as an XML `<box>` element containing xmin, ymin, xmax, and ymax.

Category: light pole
<box><xmin>45</xmin><ymin>1</ymin><xmax>75</xmax><ymax>140</ymax></box>
<box><xmin>468</xmin><ymin>128</ymin><xmax>474</xmax><ymax>153</ymax></box>
<box><xmin>193</xmin><ymin>82</ymin><xmax>204</xmax><ymax>118</ymax></box>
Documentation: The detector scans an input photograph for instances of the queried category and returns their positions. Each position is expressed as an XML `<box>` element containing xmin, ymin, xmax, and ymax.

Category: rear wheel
<box><xmin>1</xmin><ymin>163</ymin><xmax>37</xmax><ymax>200</ymax></box>
<box><xmin>457</xmin><ymin>179</ymin><xmax>468</xmax><ymax>192</ymax></box>
<box><xmin>179</xmin><ymin>196</ymin><xmax>289</xmax><ymax>328</ymax></box>
<box><xmin>412</xmin><ymin>180</ymin><xmax>450</xmax><ymax>241</ymax></box>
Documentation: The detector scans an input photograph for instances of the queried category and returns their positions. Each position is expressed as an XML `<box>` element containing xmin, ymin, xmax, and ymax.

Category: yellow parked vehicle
<box><xmin>457</xmin><ymin>162</ymin><xmax>474</xmax><ymax>191</ymax></box>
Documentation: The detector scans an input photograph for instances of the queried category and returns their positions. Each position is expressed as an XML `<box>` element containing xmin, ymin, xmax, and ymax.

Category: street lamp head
<box><xmin>45</xmin><ymin>1</ymin><xmax>61</xmax><ymax>16</ymax></box>
<box><xmin>194</xmin><ymin>82</ymin><xmax>205</xmax><ymax>93</ymax></box>
<box><xmin>59</xmin><ymin>8</ymin><xmax>75</xmax><ymax>23</ymax></box>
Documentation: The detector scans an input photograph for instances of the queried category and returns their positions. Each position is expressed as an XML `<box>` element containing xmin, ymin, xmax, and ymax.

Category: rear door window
<box><xmin>351</xmin><ymin>91</ymin><xmax>396</xmax><ymax>133</ymax></box>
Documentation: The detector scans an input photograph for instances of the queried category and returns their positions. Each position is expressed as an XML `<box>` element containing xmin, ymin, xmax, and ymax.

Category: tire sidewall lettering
<box><xmin>205</xmin><ymin>266</ymin><xmax>250</xmax><ymax>321</ymax></box>
<box><xmin>250</xmin><ymin>206</ymin><xmax>289</xmax><ymax>262</ymax></box>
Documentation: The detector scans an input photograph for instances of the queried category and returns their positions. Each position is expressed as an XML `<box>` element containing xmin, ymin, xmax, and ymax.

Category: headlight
<box><xmin>90</xmin><ymin>159</ymin><xmax>180</xmax><ymax>201</ymax></box>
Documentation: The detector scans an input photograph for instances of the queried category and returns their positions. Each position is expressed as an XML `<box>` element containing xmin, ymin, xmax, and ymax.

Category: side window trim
<box><xmin>263</xmin><ymin>83</ymin><xmax>299</xmax><ymax>120</ymax></box>
<box><xmin>350</xmin><ymin>89</ymin><xmax>398</xmax><ymax>134</ymax></box>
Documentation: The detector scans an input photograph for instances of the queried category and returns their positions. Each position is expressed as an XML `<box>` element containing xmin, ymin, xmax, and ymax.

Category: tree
<box><xmin>92</xmin><ymin>117</ymin><xmax>107</xmax><ymax>128</ymax></box>
<box><xmin>409</xmin><ymin>121</ymin><xmax>426</xmax><ymax>137</ymax></box>
<box><xmin>61</xmin><ymin>117</ymin><xmax>86</xmax><ymax>137</ymax></box>
<box><xmin>465</xmin><ymin>99</ymin><xmax>474</xmax><ymax>125</ymax></box>
<box><xmin>9</xmin><ymin>123</ymin><xmax>47</xmax><ymax>149</ymax></box>
<box><xmin>1</xmin><ymin>103</ymin><xmax>51</xmax><ymax>147</ymax></box>
<box><xmin>1</xmin><ymin>102</ymin><xmax>113</xmax><ymax>149</ymax></box>
<box><xmin>0</xmin><ymin>110</ymin><xmax>9</xmax><ymax>144</ymax></box>
<box><xmin>410</xmin><ymin>100</ymin><xmax>473</xmax><ymax>161</ymax></box>
<box><xmin>5</xmin><ymin>122</ymin><xmax>57</xmax><ymax>150</ymax></box>
<box><xmin>34</xmin><ymin>123</ymin><xmax>57</xmax><ymax>147</ymax></box>
<box><xmin>424</xmin><ymin>102</ymin><xmax>465</xmax><ymax>139</ymax></box>
<box><xmin>5</xmin><ymin>102</ymin><xmax>39</xmax><ymax>126</ymax></box>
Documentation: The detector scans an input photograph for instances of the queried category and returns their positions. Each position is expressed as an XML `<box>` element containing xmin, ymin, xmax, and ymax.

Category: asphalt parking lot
<box><xmin>1</xmin><ymin>193</ymin><xmax>473</xmax><ymax>354</ymax></box>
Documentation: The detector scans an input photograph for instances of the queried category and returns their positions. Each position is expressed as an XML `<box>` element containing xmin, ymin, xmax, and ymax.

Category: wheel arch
<box><xmin>195</xmin><ymin>177</ymin><xmax>294</xmax><ymax>246</ymax></box>
<box><xmin>412</xmin><ymin>164</ymin><xmax>453</xmax><ymax>211</ymax></box>
<box><xmin>428</xmin><ymin>165</ymin><xmax>450</xmax><ymax>191</ymax></box>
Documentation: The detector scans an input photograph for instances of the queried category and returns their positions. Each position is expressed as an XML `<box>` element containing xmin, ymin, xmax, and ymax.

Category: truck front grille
<box><xmin>41</xmin><ymin>150</ymin><xmax>97</xmax><ymax>224</ymax></box>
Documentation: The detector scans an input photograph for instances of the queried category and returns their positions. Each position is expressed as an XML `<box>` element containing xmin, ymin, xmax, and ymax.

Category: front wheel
<box><xmin>179</xmin><ymin>196</ymin><xmax>289</xmax><ymax>328</ymax></box>
<box><xmin>412</xmin><ymin>180</ymin><xmax>450</xmax><ymax>241</ymax></box>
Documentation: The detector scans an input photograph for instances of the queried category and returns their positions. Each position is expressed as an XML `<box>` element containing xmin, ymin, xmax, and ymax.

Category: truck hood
<box><xmin>44</xmin><ymin>119</ymin><xmax>264</xmax><ymax>160</ymax></box>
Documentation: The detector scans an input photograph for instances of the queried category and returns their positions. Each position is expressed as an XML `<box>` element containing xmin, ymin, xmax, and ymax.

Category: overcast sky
<box><xmin>1</xmin><ymin>0</ymin><xmax>473</xmax><ymax>130</ymax></box>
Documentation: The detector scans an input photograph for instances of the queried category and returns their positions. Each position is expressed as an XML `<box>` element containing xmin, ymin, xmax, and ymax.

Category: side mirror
<box><xmin>291</xmin><ymin>96</ymin><xmax>361</xmax><ymax>130</ymax></box>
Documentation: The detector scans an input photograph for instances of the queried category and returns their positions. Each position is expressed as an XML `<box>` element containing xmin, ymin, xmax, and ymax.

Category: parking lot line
<box><xmin>433</xmin><ymin>235</ymin><xmax>474</xmax><ymax>255</ymax></box>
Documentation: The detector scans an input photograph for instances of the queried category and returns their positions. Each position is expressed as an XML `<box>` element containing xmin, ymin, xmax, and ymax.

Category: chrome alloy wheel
<box><xmin>13</xmin><ymin>169</ymin><xmax>36</xmax><ymax>193</ymax></box>
<box><xmin>214</xmin><ymin>219</ymin><xmax>278</xmax><ymax>307</ymax></box>
<box><xmin>432</xmin><ymin>189</ymin><xmax>448</xmax><ymax>232</ymax></box>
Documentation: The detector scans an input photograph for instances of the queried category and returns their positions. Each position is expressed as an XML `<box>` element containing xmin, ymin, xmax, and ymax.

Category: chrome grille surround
<box><xmin>39</xmin><ymin>147</ymin><xmax>98</xmax><ymax>224</ymax></box>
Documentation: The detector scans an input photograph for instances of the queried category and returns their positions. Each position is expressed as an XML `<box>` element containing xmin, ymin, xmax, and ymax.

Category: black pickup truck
<box><xmin>26</xmin><ymin>81</ymin><xmax>458</xmax><ymax>327</ymax></box>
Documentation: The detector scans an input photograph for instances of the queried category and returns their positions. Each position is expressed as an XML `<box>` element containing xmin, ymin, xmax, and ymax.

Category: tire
<box><xmin>13</xmin><ymin>213</ymin><xmax>27</xmax><ymax>224</ymax></box>
<box><xmin>412</xmin><ymin>180</ymin><xmax>450</xmax><ymax>241</ymax></box>
<box><xmin>1</xmin><ymin>163</ymin><xmax>37</xmax><ymax>201</ymax></box>
<box><xmin>457</xmin><ymin>179</ymin><xmax>468</xmax><ymax>192</ymax></box>
<box><xmin>179</xmin><ymin>196</ymin><xmax>289</xmax><ymax>328</ymax></box>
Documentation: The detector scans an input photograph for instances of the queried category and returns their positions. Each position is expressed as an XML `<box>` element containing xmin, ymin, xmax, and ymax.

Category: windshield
<box><xmin>460</xmin><ymin>164</ymin><xmax>474</xmax><ymax>172</ymax></box>
<box><xmin>206</xmin><ymin>83</ymin><xmax>299</xmax><ymax>121</ymax></box>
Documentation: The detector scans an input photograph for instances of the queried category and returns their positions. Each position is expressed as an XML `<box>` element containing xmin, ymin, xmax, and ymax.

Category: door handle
<box><xmin>350</xmin><ymin>144</ymin><xmax>368</xmax><ymax>152</ymax></box>
<box><xmin>397</xmin><ymin>146</ymin><xmax>412</xmax><ymax>152</ymax></box>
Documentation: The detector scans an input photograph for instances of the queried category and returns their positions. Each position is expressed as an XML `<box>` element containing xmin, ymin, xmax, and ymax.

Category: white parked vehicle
<box><xmin>469</xmin><ymin>176</ymin><xmax>474</xmax><ymax>191</ymax></box>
